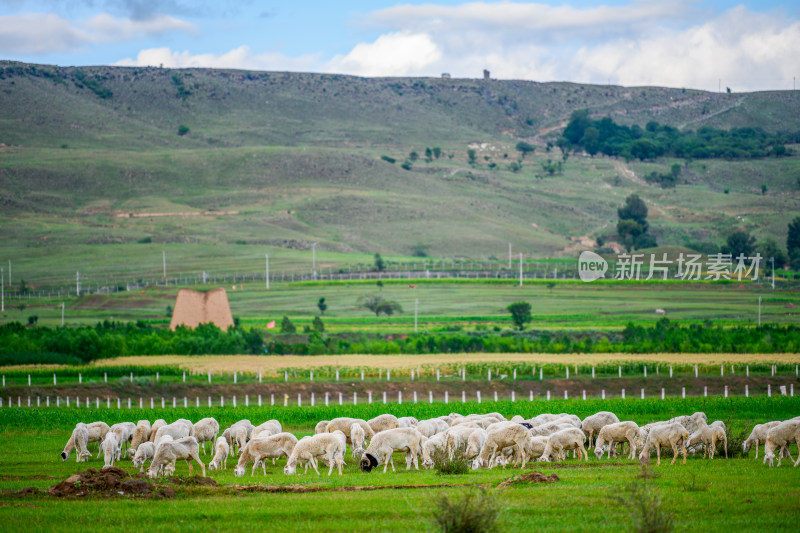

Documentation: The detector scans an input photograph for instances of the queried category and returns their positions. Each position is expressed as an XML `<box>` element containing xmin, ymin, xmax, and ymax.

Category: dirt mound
<box><xmin>498</xmin><ymin>472</ymin><xmax>559</xmax><ymax>488</ymax></box>
<box><xmin>49</xmin><ymin>467</ymin><xmax>173</xmax><ymax>498</ymax></box>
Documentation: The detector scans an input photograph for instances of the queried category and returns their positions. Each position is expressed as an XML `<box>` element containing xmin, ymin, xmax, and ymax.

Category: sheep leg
<box><xmin>656</xmin><ymin>446</ymin><xmax>661</xmax><ymax>466</ymax></box>
<box><xmin>191</xmin><ymin>450</ymin><xmax>206</xmax><ymax>477</ymax></box>
<box><xmin>186</xmin><ymin>458</ymin><xmax>194</xmax><ymax>475</ymax></box>
<box><xmin>578</xmin><ymin>441</ymin><xmax>588</xmax><ymax>461</ymax></box>
<box><xmin>724</xmin><ymin>435</ymin><xmax>728</xmax><ymax>459</ymax></box>
<box><xmin>754</xmin><ymin>442</ymin><xmax>759</xmax><ymax>459</ymax></box>
<box><xmin>262</xmin><ymin>458</ymin><xmax>268</xmax><ymax>476</ymax></box>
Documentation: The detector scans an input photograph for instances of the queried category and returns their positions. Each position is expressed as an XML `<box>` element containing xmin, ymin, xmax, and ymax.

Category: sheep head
<box><xmin>360</xmin><ymin>453</ymin><xmax>378</xmax><ymax>472</ymax></box>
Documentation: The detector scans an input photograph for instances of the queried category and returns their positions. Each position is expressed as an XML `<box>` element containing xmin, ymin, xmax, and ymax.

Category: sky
<box><xmin>0</xmin><ymin>1</ymin><xmax>798</xmax><ymax>91</ymax></box>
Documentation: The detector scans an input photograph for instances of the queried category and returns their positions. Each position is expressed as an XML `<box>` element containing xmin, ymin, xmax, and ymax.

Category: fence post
<box><xmin>746</xmin><ymin>365</ymin><xmax>749</xmax><ymax>377</ymax></box>
<box><xmin>592</xmin><ymin>367</ymin><xmax>595</xmax><ymax>379</ymax></box>
<box><xmin>245</xmin><ymin>395</ymin><xmax>248</xmax><ymax>407</ymax></box>
<box><xmin>670</xmin><ymin>366</ymin><xmax>673</xmax><ymax>378</ymax></box>
<box><xmin>618</xmin><ymin>366</ymin><xmax>621</xmax><ymax>378</ymax></box>
<box><xmin>621</xmin><ymin>389</ymin><xmax>625</xmax><ymax>399</ymax></box>
<box><xmin>437</xmin><ymin>369</ymin><xmax>440</xmax><ymax>381</ymax></box>
<box><xmin>529</xmin><ymin>390</ymin><xmax>533</xmax><ymax>401</ymax></box>
<box><xmin>270</xmin><ymin>394</ymin><xmax>274</xmax><ymax>406</ymax></box>
<box><xmin>429</xmin><ymin>391</ymin><xmax>433</xmax><ymax>404</ymax></box>
<box><xmin>682</xmin><ymin>387</ymin><xmax>686</xmax><ymax>398</ymax></box>
<box><xmin>172</xmin><ymin>397</ymin><xmax>176</xmax><ymax>408</ymax></box>
<box><xmin>258</xmin><ymin>394</ymin><xmax>262</xmax><ymax>407</ymax></box>
<box><xmin>445</xmin><ymin>391</ymin><xmax>449</xmax><ymax>404</ymax></box>
<box><xmin>156</xmin><ymin>372</ymin><xmax>159</xmax><ymax>382</ymax></box>
<box><xmin>161</xmin><ymin>397</ymin><xmax>165</xmax><ymax>408</ymax></box>
<box><xmin>353</xmin><ymin>392</ymin><xmax>357</xmax><ymax>405</ymax></box>
<box><xmin>297</xmin><ymin>394</ymin><xmax>301</xmax><ymax>407</ymax></box>
<box><xmin>79</xmin><ymin>373</ymin><xmax>82</xmax><ymax>384</ymax></box>
<box><xmin>339</xmin><ymin>392</ymin><xmax>343</xmax><ymax>405</ymax></box>
<box><xmin>387</xmin><ymin>369</ymin><xmax>391</xmax><ymax>381</ymax></box>
<box><xmin>563</xmin><ymin>390</ymin><xmax>568</xmax><ymax>400</ymax></box>
<box><xmin>54</xmin><ymin>374</ymin><xmax>57</xmax><ymax>385</ymax></box>
<box><xmin>704</xmin><ymin>386</ymin><xmax>707</xmax><ymax>397</ymax></box>
<box><xmin>234</xmin><ymin>372</ymin><xmax>237</xmax><ymax>384</ymax></box>
<box><xmin>724</xmin><ymin>386</ymin><xmax>728</xmax><ymax>398</ymax></box>
<box><xmin>361</xmin><ymin>370</ymin><xmax>364</xmax><ymax>381</ymax></box>
<box><xmin>640</xmin><ymin>388</ymin><xmax>644</xmax><ymax>399</ymax></box>
<box><xmin>382</xmin><ymin>391</ymin><xmax>387</xmax><ymax>404</ymax></box>
<box><xmin>414</xmin><ymin>391</ymin><xmax>418</xmax><ymax>403</ymax></box>
<box><xmin>540</xmin><ymin>368</ymin><xmax>543</xmax><ymax>381</ymax></box>
<box><xmin>566</xmin><ymin>367</ymin><xmax>569</xmax><ymax>379</ymax></box>
<box><xmin>768</xmin><ymin>384</ymin><xmax>772</xmax><ymax>397</ymax></box>
<box><xmin>661</xmin><ymin>388</ymin><xmax>665</xmax><ymax>400</ymax></box>
<box><xmin>104</xmin><ymin>372</ymin><xmax>107</xmax><ymax>383</ymax></box>
<box><xmin>285</xmin><ymin>371</ymin><xmax>288</xmax><ymax>382</ymax></box>
<box><xmin>398</xmin><ymin>391</ymin><xmax>402</xmax><ymax>405</ymax></box>
<box><xmin>601</xmin><ymin>389</ymin><xmax>605</xmax><ymax>400</ymax></box>
<box><xmin>150</xmin><ymin>398</ymin><xmax>154</xmax><ymax>409</ymax></box>
<box><xmin>513</xmin><ymin>368</ymin><xmax>517</xmax><ymax>380</ymax></box>
<box><xmin>208</xmin><ymin>371</ymin><xmax>211</xmax><ymax>384</ymax></box>
<box><xmin>546</xmin><ymin>390</ymin><xmax>550</xmax><ymax>401</ymax></box>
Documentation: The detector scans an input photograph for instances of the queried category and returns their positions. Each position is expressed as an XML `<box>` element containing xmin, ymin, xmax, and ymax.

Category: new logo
<box><xmin>578</xmin><ymin>251</ymin><xmax>608</xmax><ymax>282</ymax></box>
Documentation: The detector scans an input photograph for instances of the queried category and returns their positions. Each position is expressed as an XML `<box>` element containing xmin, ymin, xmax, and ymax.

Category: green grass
<box><xmin>1</xmin><ymin>397</ymin><xmax>799</xmax><ymax>531</ymax></box>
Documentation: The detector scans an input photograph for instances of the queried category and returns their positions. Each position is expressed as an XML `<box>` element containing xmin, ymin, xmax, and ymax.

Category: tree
<box><xmin>432</xmin><ymin>147</ymin><xmax>442</xmax><ymax>159</ymax></box>
<box><xmin>618</xmin><ymin>194</ymin><xmax>649</xmax><ymax>228</ymax></box>
<box><xmin>358</xmin><ymin>295</ymin><xmax>403</xmax><ymax>317</ymax></box>
<box><xmin>563</xmin><ymin>109</ymin><xmax>590</xmax><ymax>144</ymax></box>
<box><xmin>374</xmin><ymin>253</ymin><xmax>386</xmax><ymax>272</ymax></box>
<box><xmin>580</xmin><ymin>126</ymin><xmax>600</xmax><ymax>156</ymax></box>
<box><xmin>515</xmin><ymin>141</ymin><xmax>535</xmax><ymax>158</ymax></box>
<box><xmin>788</xmin><ymin>217</ymin><xmax>800</xmax><ymax>256</ymax></box>
<box><xmin>758</xmin><ymin>239</ymin><xmax>787</xmax><ymax>269</ymax></box>
<box><xmin>317</xmin><ymin>297</ymin><xmax>327</xmax><ymax>315</ymax></box>
<box><xmin>177</xmin><ymin>124</ymin><xmax>190</xmax><ymax>136</ymax></box>
<box><xmin>312</xmin><ymin>316</ymin><xmax>324</xmax><ymax>333</ymax></box>
<box><xmin>409</xmin><ymin>151</ymin><xmax>419</xmax><ymax>162</ymax></box>
<box><xmin>617</xmin><ymin>194</ymin><xmax>654</xmax><ymax>250</ymax></box>
<box><xmin>424</xmin><ymin>147</ymin><xmax>433</xmax><ymax>162</ymax></box>
<box><xmin>507</xmin><ymin>301</ymin><xmax>532</xmax><ymax>330</ymax></box>
<box><xmin>280</xmin><ymin>315</ymin><xmax>296</xmax><ymax>334</ymax></box>
<box><xmin>721</xmin><ymin>230</ymin><xmax>756</xmax><ymax>258</ymax></box>
<box><xmin>467</xmin><ymin>149</ymin><xmax>477</xmax><ymax>165</ymax></box>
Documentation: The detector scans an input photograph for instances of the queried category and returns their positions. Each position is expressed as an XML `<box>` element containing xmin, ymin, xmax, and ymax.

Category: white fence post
<box><xmin>429</xmin><ymin>391</ymin><xmax>433</xmax><ymax>404</ymax></box>
<box><xmin>546</xmin><ymin>390</ymin><xmax>550</xmax><ymax>401</ymax></box>
<box><xmin>703</xmin><ymin>386</ymin><xmax>707</xmax><ymax>397</ymax></box>
<box><xmin>601</xmin><ymin>390</ymin><xmax>605</xmax><ymax>400</ymax></box>
<box><xmin>582</xmin><ymin>390</ymin><xmax>586</xmax><ymax>401</ymax></box>
<box><xmin>621</xmin><ymin>389</ymin><xmax>625</xmax><ymax>399</ymax></box>
<box><xmin>445</xmin><ymin>391</ymin><xmax>449</xmax><ymax>404</ymax></box>
<box><xmin>724</xmin><ymin>386</ymin><xmax>728</xmax><ymax>398</ymax></box>
<box><xmin>382</xmin><ymin>391</ymin><xmax>387</xmax><ymax>404</ymax></box>
<box><xmin>640</xmin><ymin>388</ymin><xmax>645</xmax><ymax>399</ymax></box>
<box><xmin>258</xmin><ymin>394</ymin><xmax>262</xmax><ymax>407</ymax></box>
<box><xmin>539</xmin><ymin>368</ymin><xmax>543</xmax><ymax>381</ymax></box>
<box><xmin>414</xmin><ymin>391</ymin><xmax>418</xmax><ymax>403</ymax></box>
<box><xmin>661</xmin><ymin>388</ymin><xmax>665</xmax><ymax>400</ymax></box>
<box><xmin>398</xmin><ymin>391</ymin><xmax>402</xmax><ymax>404</ymax></box>
<box><xmin>669</xmin><ymin>366</ymin><xmax>673</xmax><ymax>378</ymax></box>
<box><xmin>682</xmin><ymin>387</ymin><xmax>686</xmax><ymax>398</ymax></box>
<box><xmin>768</xmin><ymin>384</ymin><xmax>772</xmax><ymax>397</ymax></box>
<box><xmin>695</xmin><ymin>365</ymin><xmax>698</xmax><ymax>378</ymax></box>
<box><xmin>529</xmin><ymin>390</ymin><xmax>533</xmax><ymax>401</ymax></box>
<box><xmin>339</xmin><ymin>392</ymin><xmax>343</xmax><ymax>405</ymax></box>
<box><xmin>592</xmin><ymin>367</ymin><xmax>595</xmax><ymax>379</ymax></box>
<box><xmin>462</xmin><ymin>391</ymin><xmax>466</xmax><ymax>403</ymax></box>
<box><xmin>563</xmin><ymin>390</ymin><xmax>568</xmax><ymax>400</ymax></box>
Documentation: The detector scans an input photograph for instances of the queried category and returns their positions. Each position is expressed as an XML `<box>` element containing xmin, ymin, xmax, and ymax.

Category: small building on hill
<box><xmin>169</xmin><ymin>288</ymin><xmax>234</xmax><ymax>331</ymax></box>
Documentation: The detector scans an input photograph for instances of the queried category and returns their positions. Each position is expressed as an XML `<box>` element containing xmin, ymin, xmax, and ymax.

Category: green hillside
<box><xmin>1</xmin><ymin>61</ymin><xmax>799</xmax><ymax>284</ymax></box>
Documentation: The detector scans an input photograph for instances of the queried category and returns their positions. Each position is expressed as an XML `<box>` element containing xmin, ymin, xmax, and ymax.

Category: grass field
<box><xmin>1</xmin><ymin>397</ymin><xmax>799</xmax><ymax>532</ymax></box>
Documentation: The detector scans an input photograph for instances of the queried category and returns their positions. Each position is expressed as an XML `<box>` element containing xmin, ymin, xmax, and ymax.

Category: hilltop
<box><xmin>0</xmin><ymin>61</ymin><xmax>799</xmax><ymax>281</ymax></box>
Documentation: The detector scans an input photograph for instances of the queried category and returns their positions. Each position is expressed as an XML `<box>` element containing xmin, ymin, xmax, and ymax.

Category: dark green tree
<box><xmin>515</xmin><ymin>141</ymin><xmax>536</xmax><ymax>158</ymax></box>
<box><xmin>317</xmin><ymin>297</ymin><xmax>327</xmax><ymax>315</ymax></box>
<box><xmin>280</xmin><ymin>315</ymin><xmax>296</xmax><ymax>334</ymax></box>
<box><xmin>374</xmin><ymin>253</ymin><xmax>386</xmax><ymax>272</ymax></box>
<box><xmin>618</xmin><ymin>194</ymin><xmax>649</xmax><ymax>228</ymax></box>
<box><xmin>722</xmin><ymin>230</ymin><xmax>756</xmax><ymax>258</ymax></box>
<box><xmin>409</xmin><ymin>151</ymin><xmax>419</xmax><ymax>162</ymax></box>
<box><xmin>432</xmin><ymin>147</ymin><xmax>442</xmax><ymax>159</ymax></box>
<box><xmin>358</xmin><ymin>295</ymin><xmax>403</xmax><ymax>317</ymax></box>
<box><xmin>424</xmin><ymin>147</ymin><xmax>433</xmax><ymax>162</ymax></box>
<box><xmin>758</xmin><ymin>239</ymin><xmax>787</xmax><ymax>269</ymax></box>
<box><xmin>312</xmin><ymin>316</ymin><xmax>324</xmax><ymax>333</ymax></box>
<box><xmin>507</xmin><ymin>301</ymin><xmax>532</xmax><ymax>330</ymax></box>
<box><xmin>467</xmin><ymin>149</ymin><xmax>477</xmax><ymax>165</ymax></box>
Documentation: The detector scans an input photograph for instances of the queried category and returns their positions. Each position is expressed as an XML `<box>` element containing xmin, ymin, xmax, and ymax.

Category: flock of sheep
<box><xmin>59</xmin><ymin>411</ymin><xmax>800</xmax><ymax>478</ymax></box>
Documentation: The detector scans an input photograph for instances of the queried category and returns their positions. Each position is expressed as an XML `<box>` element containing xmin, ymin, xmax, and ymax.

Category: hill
<box><xmin>0</xmin><ymin>61</ymin><xmax>799</xmax><ymax>284</ymax></box>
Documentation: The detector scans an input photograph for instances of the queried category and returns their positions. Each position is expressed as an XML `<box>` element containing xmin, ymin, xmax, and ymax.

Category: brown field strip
<box><xmin>90</xmin><ymin>352</ymin><xmax>800</xmax><ymax>374</ymax></box>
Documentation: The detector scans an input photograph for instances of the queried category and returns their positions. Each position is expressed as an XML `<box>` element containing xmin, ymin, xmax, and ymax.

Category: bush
<box><xmin>611</xmin><ymin>472</ymin><xmax>674</xmax><ymax>533</ymax></box>
<box><xmin>431</xmin><ymin>447</ymin><xmax>470</xmax><ymax>475</ymax></box>
<box><xmin>431</xmin><ymin>488</ymin><xmax>502</xmax><ymax>533</ymax></box>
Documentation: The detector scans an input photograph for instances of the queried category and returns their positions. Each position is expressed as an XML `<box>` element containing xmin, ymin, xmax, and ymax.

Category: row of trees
<box><xmin>3</xmin><ymin>319</ymin><xmax>796</xmax><ymax>363</ymax></box>
<box><xmin>562</xmin><ymin>110</ymin><xmax>797</xmax><ymax>161</ymax></box>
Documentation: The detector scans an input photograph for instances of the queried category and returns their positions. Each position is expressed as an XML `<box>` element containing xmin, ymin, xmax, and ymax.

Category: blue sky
<box><xmin>1</xmin><ymin>1</ymin><xmax>798</xmax><ymax>91</ymax></box>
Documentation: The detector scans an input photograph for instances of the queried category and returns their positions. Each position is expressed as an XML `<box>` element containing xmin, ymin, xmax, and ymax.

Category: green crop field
<box><xmin>0</xmin><ymin>397</ymin><xmax>798</xmax><ymax>532</ymax></box>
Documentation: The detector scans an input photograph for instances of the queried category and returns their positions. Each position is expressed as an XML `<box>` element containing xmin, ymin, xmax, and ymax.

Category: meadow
<box><xmin>1</xmin><ymin>397</ymin><xmax>799</xmax><ymax>532</ymax></box>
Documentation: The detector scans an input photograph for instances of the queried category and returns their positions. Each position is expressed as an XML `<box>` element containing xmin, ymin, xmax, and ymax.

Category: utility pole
<box><xmin>508</xmin><ymin>243</ymin><xmax>512</xmax><ymax>269</ymax></box>
<box><xmin>771</xmin><ymin>257</ymin><xmax>775</xmax><ymax>289</ymax></box>
<box><xmin>162</xmin><ymin>250</ymin><xmax>167</xmax><ymax>278</ymax></box>
<box><xmin>265</xmin><ymin>254</ymin><xmax>270</xmax><ymax>290</ymax></box>
<box><xmin>312</xmin><ymin>243</ymin><xmax>318</xmax><ymax>277</ymax></box>
<box><xmin>1</xmin><ymin>267</ymin><xmax>4</xmax><ymax>312</ymax></box>
<box><xmin>518</xmin><ymin>253</ymin><xmax>523</xmax><ymax>287</ymax></box>
<box><xmin>61</xmin><ymin>302</ymin><xmax>65</xmax><ymax>326</ymax></box>
<box><xmin>76</xmin><ymin>271</ymin><xmax>80</xmax><ymax>297</ymax></box>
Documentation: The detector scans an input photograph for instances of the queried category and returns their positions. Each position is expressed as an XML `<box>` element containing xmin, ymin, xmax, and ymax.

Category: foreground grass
<box><xmin>1</xmin><ymin>398</ymin><xmax>799</xmax><ymax>532</ymax></box>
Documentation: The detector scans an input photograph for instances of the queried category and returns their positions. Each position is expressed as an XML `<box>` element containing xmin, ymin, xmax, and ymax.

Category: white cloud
<box><xmin>114</xmin><ymin>45</ymin><xmax>320</xmax><ymax>71</ymax></box>
<box><xmin>325</xmin><ymin>32</ymin><xmax>442</xmax><ymax>76</ymax></box>
<box><xmin>0</xmin><ymin>11</ymin><xmax>194</xmax><ymax>54</ymax></box>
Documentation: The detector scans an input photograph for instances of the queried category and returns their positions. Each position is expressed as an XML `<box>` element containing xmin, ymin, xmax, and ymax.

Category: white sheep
<box><xmin>102</xmin><ymin>432</ymin><xmax>120</xmax><ymax>467</ymax></box>
<box><xmin>222</xmin><ymin>422</ymin><xmax>250</xmax><ymax>455</ymax></box>
<box><xmin>147</xmin><ymin>436</ymin><xmax>205</xmax><ymax>478</ymax></box>
<box><xmin>669</xmin><ymin>412</ymin><xmax>708</xmax><ymax>434</ymax></box>
<box><xmin>234</xmin><ymin>432</ymin><xmax>299</xmax><ymax>477</ymax></box>
<box><xmin>360</xmin><ymin>427</ymin><xmax>424</xmax><ymax>473</ymax></box>
<box><xmin>314</xmin><ymin>420</ymin><xmax>330</xmax><ymax>434</ymax></box>
<box><xmin>528</xmin><ymin>413</ymin><xmax>560</xmax><ymax>426</ymax></box>
<box><xmin>148</xmin><ymin>419</ymin><xmax>167</xmax><ymax>442</ymax></box>
<box><xmin>190</xmin><ymin>417</ymin><xmax>220</xmax><ymax>455</ymax></box>
<box><xmin>529</xmin><ymin>422</ymin><xmax>576</xmax><ymax>437</ymax></box>
<box><xmin>128</xmin><ymin>420</ymin><xmax>152</xmax><ymax>457</ymax></box>
<box><xmin>61</xmin><ymin>423</ymin><xmax>91</xmax><ymax>462</ymax></box>
<box><xmin>763</xmin><ymin>420</ymin><xmax>800</xmax><ymax>467</ymax></box>
<box><xmin>472</xmin><ymin>424</ymin><xmax>530</xmax><ymax>469</ymax></box>
<box><xmin>397</xmin><ymin>416</ymin><xmax>418</xmax><ymax>428</ymax></box>
<box><xmin>421</xmin><ymin>433</ymin><xmax>448</xmax><ymax>469</ymax></box>
<box><xmin>326</xmin><ymin>417</ymin><xmax>375</xmax><ymax>441</ymax></box>
<box><xmin>538</xmin><ymin>428</ymin><xmax>588</xmax><ymax>463</ymax></box>
<box><xmin>251</xmin><ymin>420</ymin><xmax>282</xmax><ymax>440</ymax></box>
<box><xmin>132</xmin><ymin>442</ymin><xmax>155</xmax><ymax>472</ymax></box>
<box><xmin>109</xmin><ymin>422</ymin><xmax>136</xmax><ymax>460</ymax></box>
<box><xmin>687</xmin><ymin>423</ymin><xmax>727</xmax><ymax>459</ymax></box>
<box><xmin>350</xmin><ymin>422</ymin><xmax>366</xmax><ymax>459</ymax></box>
<box><xmin>445</xmin><ymin>426</ymin><xmax>483</xmax><ymax>459</ymax></box>
<box><xmin>463</xmin><ymin>428</ymin><xmax>488</xmax><ymax>460</ymax></box>
<box><xmin>284</xmin><ymin>433</ymin><xmax>345</xmax><ymax>476</ymax></box>
<box><xmin>153</xmin><ymin>421</ymin><xmax>191</xmax><ymax>446</ymax></box>
<box><xmin>367</xmin><ymin>414</ymin><xmax>400</xmax><ymax>433</ymax></box>
<box><xmin>209</xmin><ymin>436</ymin><xmax>230</xmax><ymax>471</ymax></box>
<box><xmin>594</xmin><ymin>421</ymin><xmax>644</xmax><ymax>460</ymax></box>
<box><xmin>581</xmin><ymin>411</ymin><xmax>620</xmax><ymax>448</ymax></box>
<box><xmin>510</xmin><ymin>415</ymin><xmax>525</xmax><ymax>424</ymax></box>
<box><xmin>416</xmin><ymin>418</ymin><xmax>449</xmax><ymax>438</ymax></box>
<box><xmin>639</xmin><ymin>422</ymin><xmax>689</xmax><ymax>466</ymax></box>
<box><xmin>523</xmin><ymin>435</ymin><xmax>550</xmax><ymax>462</ymax></box>
<box><xmin>743</xmin><ymin>421</ymin><xmax>782</xmax><ymax>458</ymax></box>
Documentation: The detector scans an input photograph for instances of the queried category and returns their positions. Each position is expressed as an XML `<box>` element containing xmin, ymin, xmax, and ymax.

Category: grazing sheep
<box><xmin>744</xmin><ymin>421</ymin><xmax>782</xmax><ymax>458</ymax></box>
<box><xmin>528</xmin><ymin>414</ymin><xmax>560</xmax><ymax>426</ymax></box>
<box><xmin>360</xmin><ymin>428</ymin><xmax>424</xmax><ymax>473</ymax></box>
<box><xmin>594</xmin><ymin>421</ymin><xmax>644</xmax><ymax>460</ymax></box>
<box><xmin>85</xmin><ymin>421</ymin><xmax>110</xmax><ymax>451</ymax></box>
<box><xmin>367</xmin><ymin>414</ymin><xmax>400</xmax><ymax>434</ymax></box>
<box><xmin>445</xmin><ymin>426</ymin><xmax>484</xmax><ymax>459</ymax></box>
<box><xmin>109</xmin><ymin>422</ymin><xmax>136</xmax><ymax>459</ymax></box>
<box><xmin>397</xmin><ymin>416</ymin><xmax>418</xmax><ymax>428</ymax></box>
<box><xmin>209</xmin><ymin>437</ymin><xmax>230</xmax><ymax>471</ymax></box>
<box><xmin>251</xmin><ymin>420</ymin><xmax>282</xmax><ymax>440</ymax></box>
<box><xmin>147</xmin><ymin>436</ymin><xmax>205</xmax><ymax>478</ymax></box>
<box><xmin>548</xmin><ymin>415</ymin><xmax>582</xmax><ymax>429</ymax></box>
<box><xmin>230</xmin><ymin>419</ymin><xmax>255</xmax><ymax>440</ymax></box>
<box><xmin>472</xmin><ymin>424</ymin><xmax>530</xmax><ymax>469</ymax></box>
<box><xmin>326</xmin><ymin>417</ymin><xmax>375</xmax><ymax>442</ymax></box>
<box><xmin>763</xmin><ymin>420</ymin><xmax>800</xmax><ymax>467</ymax></box>
<box><xmin>314</xmin><ymin>420</ymin><xmax>330</xmax><ymax>434</ymax></box>
<box><xmin>510</xmin><ymin>415</ymin><xmax>525</xmax><ymax>424</ymax></box>
<box><xmin>538</xmin><ymin>428</ymin><xmax>588</xmax><ymax>463</ymax></box>
<box><xmin>463</xmin><ymin>429</ymin><xmax>488</xmax><ymax>460</ymax></box>
<box><xmin>190</xmin><ymin>417</ymin><xmax>220</xmax><ymax>455</ymax></box>
<box><xmin>350</xmin><ymin>423</ymin><xmax>366</xmax><ymax>459</ymax></box>
<box><xmin>128</xmin><ymin>420</ymin><xmax>152</xmax><ymax>457</ymax></box>
<box><xmin>223</xmin><ymin>421</ymin><xmax>252</xmax><ymax>455</ymax></box>
<box><xmin>234</xmin><ymin>432</ymin><xmax>299</xmax><ymax>477</ymax></box>
<box><xmin>669</xmin><ymin>412</ymin><xmax>708</xmax><ymax>434</ymax></box>
<box><xmin>639</xmin><ymin>422</ymin><xmax>689</xmax><ymax>466</ymax></box>
<box><xmin>284</xmin><ymin>433</ymin><xmax>345</xmax><ymax>476</ymax></box>
<box><xmin>581</xmin><ymin>411</ymin><xmax>621</xmax><ymax>448</ymax></box>
<box><xmin>132</xmin><ymin>442</ymin><xmax>155</xmax><ymax>472</ymax></box>
<box><xmin>523</xmin><ymin>436</ymin><xmax>550</xmax><ymax>462</ymax></box>
<box><xmin>687</xmin><ymin>423</ymin><xmax>728</xmax><ymax>459</ymax></box>
<box><xmin>529</xmin><ymin>422</ymin><xmax>576</xmax><ymax>437</ymax></box>
<box><xmin>148</xmin><ymin>419</ymin><xmax>167</xmax><ymax>442</ymax></box>
<box><xmin>416</xmin><ymin>418</ymin><xmax>449</xmax><ymax>438</ymax></box>
<box><xmin>61</xmin><ymin>423</ymin><xmax>91</xmax><ymax>462</ymax></box>
<box><xmin>153</xmin><ymin>421</ymin><xmax>191</xmax><ymax>446</ymax></box>
<box><xmin>421</xmin><ymin>433</ymin><xmax>448</xmax><ymax>469</ymax></box>
<box><xmin>102</xmin><ymin>432</ymin><xmax>120</xmax><ymax>467</ymax></box>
